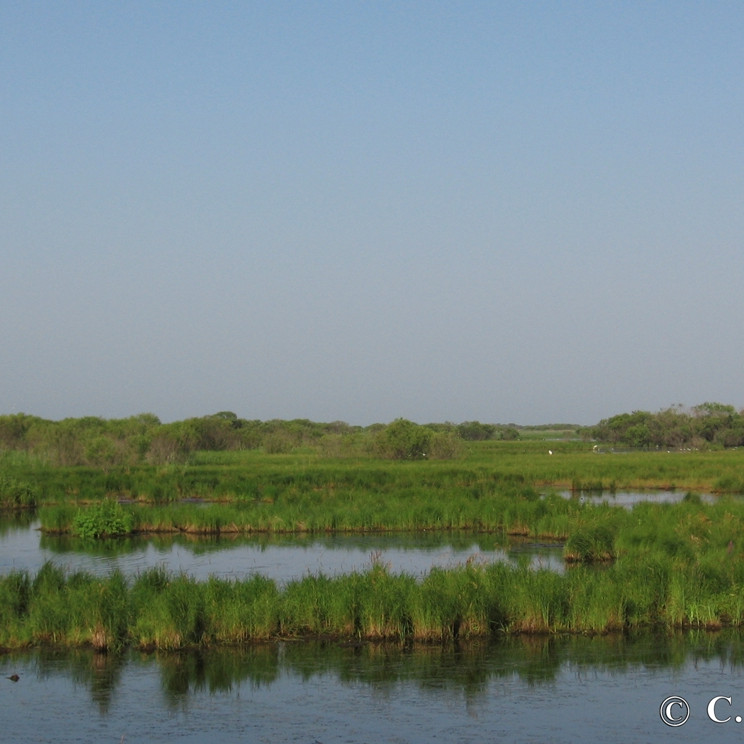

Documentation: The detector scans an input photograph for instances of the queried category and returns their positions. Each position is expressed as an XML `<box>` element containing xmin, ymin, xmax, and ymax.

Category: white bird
<box><xmin>548</xmin><ymin>450</ymin><xmax>553</xmax><ymax>455</ymax></box>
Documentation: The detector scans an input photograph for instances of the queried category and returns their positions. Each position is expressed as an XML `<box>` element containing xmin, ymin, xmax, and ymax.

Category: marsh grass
<box><xmin>4</xmin><ymin>545</ymin><xmax>744</xmax><ymax>651</ymax></box>
<box><xmin>10</xmin><ymin>442</ymin><xmax>744</xmax><ymax>650</ymax></box>
<box><xmin>563</xmin><ymin>522</ymin><xmax>616</xmax><ymax>563</ymax></box>
<box><xmin>7</xmin><ymin>443</ymin><xmax>744</xmax><ymax>514</ymax></box>
<box><xmin>39</xmin><ymin>486</ymin><xmax>568</xmax><ymax>537</ymax></box>
<box><xmin>17</xmin><ymin>562</ymin><xmax>130</xmax><ymax>650</ymax></box>
<box><xmin>0</xmin><ymin>476</ymin><xmax>38</xmax><ymax>508</ymax></box>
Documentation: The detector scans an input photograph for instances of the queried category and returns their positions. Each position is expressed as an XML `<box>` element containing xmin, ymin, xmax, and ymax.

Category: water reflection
<box><xmin>4</xmin><ymin>633</ymin><xmax>744</xmax><ymax>743</ymax></box>
<box><xmin>5</xmin><ymin>491</ymin><xmax>733</xmax><ymax>583</ymax></box>
<box><xmin>0</xmin><ymin>514</ymin><xmax>566</xmax><ymax>580</ymax></box>
<box><xmin>555</xmin><ymin>490</ymin><xmax>718</xmax><ymax>507</ymax></box>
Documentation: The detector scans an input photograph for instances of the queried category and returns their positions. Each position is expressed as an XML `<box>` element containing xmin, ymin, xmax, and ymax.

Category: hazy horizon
<box><xmin>3</xmin><ymin>3</ymin><xmax>743</xmax><ymax>427</ymax></box>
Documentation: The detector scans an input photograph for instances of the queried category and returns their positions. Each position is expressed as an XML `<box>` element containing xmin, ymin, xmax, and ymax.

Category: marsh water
<box><xmin>0</xmin><ymin>491</ymin><xmax>708</xmax><ymax>581</ymax></box>
<box><xmin>557</xmin><ymin>489</ymin><xmax>717</xmax><ymax>507</ymax></box>
<box><xmin>0</xmin><ymin>514</ymin><xmax>566</xmax><ymax>581</ymax></box>
<box><xmin>2</xmin><ymin>495</ymin><xmax>743</xmax><ymax>743</ymax></box>
<box><xmin>4</xmin><ymin>634</ymin><xmax>744</xmax><ymax>743</ymax></box>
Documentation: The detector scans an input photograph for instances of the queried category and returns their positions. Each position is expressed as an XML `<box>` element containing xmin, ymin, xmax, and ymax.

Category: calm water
<box><xmin>3</xmin><ymin>634</ymin><xmax>744</xmax><ymax>743</ymax></box>
<box><xmin>1</xmin><ymin>491</ymin><xmax>721</xmax><ymax>581</ymax></box>
<box><xmin>0</xmin><ymin>517</ymin><xmax>565</xmax><ymax>581</ymax></box>
<box><xmin>4</xmin><ymin>491</ymin><xmax>712</xmax><ymax>582</ymax></box>
<box><xmin>557</xmin><ymin>490</ymin><xmax>717</xmax><ymax>507</ymax></box>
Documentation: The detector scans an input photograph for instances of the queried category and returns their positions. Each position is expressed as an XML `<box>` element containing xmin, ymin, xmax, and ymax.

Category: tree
<box><xmin>376</xmin><ymin>419</ymin><xmax>433</xmax><ymax>460</ymax></box>
<box><xmin>457</xmin><ymin>421</ymin><xmax>497</xmax><ymax>441</ymax></box>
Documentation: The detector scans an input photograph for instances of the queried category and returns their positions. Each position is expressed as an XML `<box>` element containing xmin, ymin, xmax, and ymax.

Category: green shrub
<box><xmin>72</xmin><ymin>499</ymin><xmax>134</xmax><ymax>538</ymax></box>
<box><xmin>374</xmin><ymin>419</ymin><xmax>433</xmax><ymax>460</ymax></box>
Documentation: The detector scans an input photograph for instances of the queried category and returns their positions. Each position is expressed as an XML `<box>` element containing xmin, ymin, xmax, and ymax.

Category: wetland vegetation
<box><xmin>2</xmin><ymin>406</ymin><xmax>744</xmax><ymax>651</ymax></box>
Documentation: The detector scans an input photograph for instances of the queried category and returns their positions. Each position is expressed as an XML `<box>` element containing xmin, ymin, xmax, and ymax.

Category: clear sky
<box><xmin>2</xmin><ymin>2</ymin><xmax>743</xmax><ymax>426</ymax></box>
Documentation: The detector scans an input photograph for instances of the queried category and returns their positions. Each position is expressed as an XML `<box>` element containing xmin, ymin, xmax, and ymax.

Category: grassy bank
<box><xmin>2</xmin><ymin>544</ymin><xmax>744</xmax><ymax>652</ymax></box>
<box><xmin>37</xmin><ymin>487</ymin><xmax>582</xmax><ymax>538</ymax></box>
<box><xmin>22</xmin><ymin>442</ymin><xmax>744</xmax><ymax>541</ymax></box>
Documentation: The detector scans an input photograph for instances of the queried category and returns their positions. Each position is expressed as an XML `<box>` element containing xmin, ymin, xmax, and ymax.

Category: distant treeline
<box><xmin>582</xmin><ymin>403</ymin><xmax>744</xmax><ymax>450</ymax></box>
<box><xmin>2</xmin><ymin>403</ymin><xmax>739</xmax><ymax>468</ymax></box>
<box><xmin>0</xmin><ymin>412</ymin><xmax>522</xmax><ymax>467</ymax></box>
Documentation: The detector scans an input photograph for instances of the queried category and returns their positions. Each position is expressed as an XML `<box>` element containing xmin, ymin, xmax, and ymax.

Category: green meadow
<box><xmin>10</xmin><ymin>442</ymin><xmax>744</xmax><ymax>540</ymax></box>
<box><xmin>5</xmin><ymin>440</ymin><xmax>744</xmax><ymax>508</ymax></box>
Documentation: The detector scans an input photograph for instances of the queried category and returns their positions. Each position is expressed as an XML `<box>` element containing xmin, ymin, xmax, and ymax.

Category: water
<box><xmin>0</xmin><ymin>518</ymin><xmax>566</xmax><ymax>581</ymax></box>
<box><xmin>3</xmin><ymin>634</ymin><xmax>744</xmax><ymax>743</ymax></box>
<box><xmin>557</xmin><ymin>490</ymin><xmax>717</xmax><ymax>507</ymax></box>
<box><xmin>1</xmin><ymin>491</ymin><xmax>726</xmax><ymax>581</ymax></box>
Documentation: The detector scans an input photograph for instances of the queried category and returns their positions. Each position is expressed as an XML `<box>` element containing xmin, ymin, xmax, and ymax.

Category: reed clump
<box><xmin>0</xmin><ymin>476</ymin><xmax>38</xmax><ymax>508</ymax></box>
<box><xmin>563</xmin><ymin>523</ymin><xmax>616</xmax><ymax>563</ymax></box>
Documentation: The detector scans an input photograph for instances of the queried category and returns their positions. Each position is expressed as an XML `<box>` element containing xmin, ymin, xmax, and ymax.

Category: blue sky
<box><xmin>2</xmin><ymin>2</ymin><xmax>743</xmax><ymax>425</ymax></box>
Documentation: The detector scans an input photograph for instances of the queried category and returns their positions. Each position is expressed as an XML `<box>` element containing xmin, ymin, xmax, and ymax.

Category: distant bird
<box><xmin>548</xmin><ymin>450</ymin><xmax>553</xmax><ymax>455</ymax></box>
<box><xmin>6</xmin><ymin>674</ymin><xmax>19</xmax><ymax>682</ymax></box>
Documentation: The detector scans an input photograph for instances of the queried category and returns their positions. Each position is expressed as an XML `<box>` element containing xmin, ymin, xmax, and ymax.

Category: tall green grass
<box><xmin>0</xmin><ymin>475</ymin><xmax>38</xmax><ymax>508</ymax></box>
<box><xmin>3</xmin><ymin>540</ymin><xmax>744</xmax><ymax>651</ymax></box>
<box><xmin>37</xmin><ymin>485</ymin><xmax>586</xmax><ymax>538</ymax></box>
